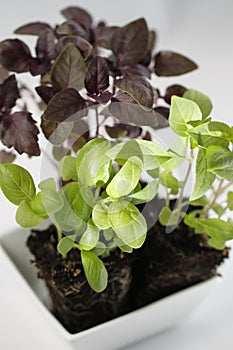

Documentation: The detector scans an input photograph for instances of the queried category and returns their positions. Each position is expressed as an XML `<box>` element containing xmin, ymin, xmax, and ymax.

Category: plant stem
<box><xmin>57</xmin><ymin>229</ymin><xmax>62</xmax><ymax>242</ymax></box>
<box><xmin>176</xmin><ymin>150</ymin><xmax>194</xmax><ymax>219</ymax></box>
<box><xmin>95</xmin><ymin>106</ymin><xmax>99</xmax><ymax>137</ymax></box>
<box><xmin>201</xmin><ymin>179</ymin><xmax>224</xmax><ymax>218</ymax></box>
<box><xmin>218</xmin><ymin>197</ymin><xmax>233</xmax><ymax>218</ymax></box>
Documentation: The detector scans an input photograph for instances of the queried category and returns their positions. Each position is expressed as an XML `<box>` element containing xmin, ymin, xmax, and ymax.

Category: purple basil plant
<box><xmin>0</xmin><ymin>6</ymin><xmax>197</xmax><ymax>161</ymax></box>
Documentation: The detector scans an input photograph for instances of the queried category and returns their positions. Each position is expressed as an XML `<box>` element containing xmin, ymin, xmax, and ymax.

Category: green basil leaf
<box><xmin>159</xmin><ymin>172</ymin><xmax>179</xmax><ymax>194</ymax></box>
<box><xmin>187</xmin><ymin>122</ymin><xmax>230</xmax><ymax>148</ymax></box>
<box><xmin>227</xmin><ymin>192</ymin><xmax>233</xmax><ymax>210</ymax></box>
<box><xmin>38</xmin><ymin>178</ymin><xmax>57</xmax><ymax>192</ymax></box>
<box><xmin>16</xmin><ymin>200</ymin><xmax>44</xmax><ymax>228</ymax></box>
<box><xmin>190</xmin><ymin>148</ymin><xmax>216</xmax><ymax>201</ymax></box>
<box><xmin>0</xmin><ymin>164</ymin><xmax>36</xmax><ymax>205</ymax></box>
<box><xmin>106</xmin><ymin>156</ymin><xmax>143</xmax><ymax>198</ymax></box>
<box><xmin>81</xmin><ymin>250</ymin><xmax>108</xmax><ymax>292</ymax></box>
<box><xmin>128</xmin><ymin>179</ymin><xmax>159</xmax><ymax>204</ymax></box>
<box><xmin>113</xmin><ymin>237</ymin><xmax>133</xmax><ymax>253</ymax></box>
<box><xmin>76</xmin><ymin>138</ymin><xmax>111</xmax><ymax>187</ymax></box>
<box><xmin>206</xmin><ymin>145</ymin><xmax>233</xmax><ymax>182</ymax></box>
<box><xmin>183</xmin><ymin>89</ymin><xmax>213</xmax><ymax>119</ymax></box>
<box><xmin>92</xmin><ymin>202</ymin><xmax>111</xmax><ymax>229</ymax></box>
<box><xmin>108</xmin><ymin>200</ymin><xmax>147</xmax><ymax>248</ymax></box>
<box><xmin>59</xmin><ymin>155</ymin><xmax>77</xmax><ymax>181</ymax></box>
<box><xmin>57</xmin><ymin>236</ymin><xmax>75</xmax><ymax>258</ymax></box>
<box><xmin>79</xmin><ymin>220</ymin><xmax>99</xmax><ymax>250</ymax></box>
<box><xmin>196</xmin><ymin>218</ymin><xmax>233</xmax><ymax>250</ymax></box>
<box><xmin>159</xmin><ymin>207</ymin><xmax>179</xmax><ymax>226</ymax></box>
<box><xmin>169</xmin><ymin>96</ymin><xmax>202</xmax><ymax>137</ymax></box>
<box><xmin>30</xmin><ymin>192</ymin><xmax>47</xmax><ymax>217</ymax></box>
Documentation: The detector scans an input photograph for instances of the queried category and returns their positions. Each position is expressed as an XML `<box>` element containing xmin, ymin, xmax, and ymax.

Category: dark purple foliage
<box><xmin>0</xmin><ymin>6</ymin><xmax>199</xmax><ymax>157</ymax></box>
<box><xmin>85</xmin><ymin>56</ymin><xmax>109</xmax><ymax>94</ymax></box>
<box><xmin>154</xmin><ymin>51</ymin><xmax>198</xmax><ymax>76</ymax></box>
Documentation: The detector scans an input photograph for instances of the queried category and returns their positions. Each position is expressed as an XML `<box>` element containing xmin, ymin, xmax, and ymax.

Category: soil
<box><xmin>27</xmin><ymin>199</ymin><xmax>228</xmax><ymax>334</ymax></box>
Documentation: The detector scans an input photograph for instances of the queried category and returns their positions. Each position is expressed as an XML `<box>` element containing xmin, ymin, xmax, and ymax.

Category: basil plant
<box><xmin>1</xmin><ymin>94</ymin><xmax>233</xmax><ymax>292</ymax></box>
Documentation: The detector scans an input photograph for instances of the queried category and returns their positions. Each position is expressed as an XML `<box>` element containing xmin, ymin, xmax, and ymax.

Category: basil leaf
<box><xmin>0</xmin><ymin>164</ymin><xmax>36</xmax><ymax>205</ymax></box>
<box><xmin>16</xmin><ymin>200</ymin><xmax>44</xmax><ymax>227</ymax></box>
<box><xmin>81</xmin><ymin>250</ymin><xmax>108</xmax><ymax>292</ymax></box>
<box><xmin>108</xmin><ymin>200</ymin><xmax>147</xmax><ymax>248</ymax></box>
<box><xmin>183</xmin><ymin>89</ymin><xmax>213</xmax><ymax>119</ymax></box>
<box><xmin>76</xmin><ymin>138</ymin><xmax>111</xmax><ymax>187</ymax></box>
<box><xmin>92</xmin><ymin>202</ymin><xmax>111</xmax><ymax>229</ymax></box>
<box><xmin>57</xmin><ymin>236</ymin><xmax>75</xmax><ymax>258</ymax></box>
<box><xmin>79</xmin><ymin>220</ymin><xmax>99</xmax><ymax>250</ymax></box>
<box><xmin>106</xmin><ymin>156</ymin><xmax>143</xmax><ymax>198</ymax></box>
<box><xmin>190</xmin><ymin>148</ymin><xmax>216</xmax><ymax>201</ymax></box>
<box><xmin>59</xmin><ymin>155</ymin><xmax>77</xmax><ymax>181</ymax></box>
<box><xmin>169</xmin><ymin>96</ymin><xmax>202</xmax><ymax>137</ymax></box>
<box><xmin>128</xmin><ymin>179</ymin><xmax>159</xmax><ymax>204</ymax></box>
<box><xmin>206</xmin><ymin>145</ymin><xmax>233</xmax><ymax>182</ymax></box>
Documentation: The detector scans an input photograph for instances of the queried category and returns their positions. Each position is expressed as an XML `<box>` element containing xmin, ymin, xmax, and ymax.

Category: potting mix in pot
<box><xmin>0</xmin><ymin>6</ymin><xmax>232</xmax><ymax>333</ymax></box>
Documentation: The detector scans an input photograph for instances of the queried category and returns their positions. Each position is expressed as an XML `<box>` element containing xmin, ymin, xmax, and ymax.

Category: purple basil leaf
<box><xmin>56</xmin><ymin>21</ymin><xmax>87</xmax><ymax>38</ymax></box>
<box><xmin>96</xmin><ymin>24</ymin><xmax>119</xmax><ymax>50</ymax></box>
<box><xmin>0</xmin><ymin>112</ymin><xmax>40</xmax><ymax>156</ymax></box>
<box><xmin>61</xmin><ymin>7</ymin><xmax>92</xmax><ymax>30</ymax></box>
<box><xmin>111</xmin><ymin>18</ymin><xmax>149</xmax><ymax>65</ymax></box>
<box><xmin>85</xmin><ymin>56</ymin><xmax>109</xmax><ymax>94</ymax></box>
<box><xmin>0</xmin><ymin>65</ymin><xmax>9</xmax><ymax>84</ymax></box>
<box><xmin>108</xmin><ymin>93</ymin><xmax>157</xmax><ymax>127</ymax></box>
<box><xmin>56</xmin><ymin>36</ymin><xmax>93</xmax><ymax>60</ymax></box>
<box><xmin>0</xmin><ymin>75</ymin><xmax>20</xmax><ymax>110</ymax></box>
<box><xmin>36</xmin><ymin>28</ymin><xmax>56</xmax><ymax>61</ymax></box>
<box><xmin>121</xmin><ymin>64</ymin><xmax>151</xmax><ymax>79</ymax></box>
<box><xmin>43</xmin><ymin>88</ymin><xmax>87</xmax><ymax>123</ymax></box>
<box><xmin>154</xmin><ymin>107</ymin><xmax>170</xmax><ymax>129</ymax></box>
<box><xmin>154</xmin><ymin>51</ymin><xmax>198</xmax><ymax>77</ymax></box>
<box><xmin>139</xmin><ymin>30</ymin><xmax>156</xmax><ymax>66</ymax></box>
<box><xmin>164</xmin><ymin>84</ymin><xmax>187</xmax><ymax>104</ymax></box>
<box><xmin>0</xmin><ymin>39</ymin><xmax>32</xmax><ymax>73</ymax></box>
<box><xmin>14</xmin><ymin>22</ymin><xmax>52</xmax><ymax>36</ymax></box>
<box><xmin>29</xmin><ymin>58</ymin><xmax>51</xmax><ymax>76</ymax></box>
<box><xmin>0</xmin><ymin>149</ymin><xmax>16</xmax><ymax>163</ymax></box>
<box><xmin>52</xmin><ymin>43</ymin><xmax>86</xmax><ymax>91</ymax></box>
<box><xmin>91</xmin><ymin>91</ymin><xmax>113</xmax><ymax>104</ymax></box>
<box><xmin>41</xmin><ymin>117</ymin><xmax>73</xmax><ymax>145</ymax></box>
<box><xmin>35</xmin><ymin>85</ymin><xmax>57</xmax><ymax>104</ymax></box>
<box><xmin>115</xmin><ymin>76</ymin><xmax>154</xmax><ymax>109</ymax></box>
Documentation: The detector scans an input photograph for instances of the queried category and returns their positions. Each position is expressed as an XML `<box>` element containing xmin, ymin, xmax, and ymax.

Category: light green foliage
<box><xmin>108</xmin><ymin>200</ymin><xmax>147</xmax><ymax>248</ymax></box>
<box><xmin>2</xmin><ymin>93</ymin><xmax>233</xmax><ymax>292</ymax></box>
<box><xmin>79</xmin><ymin>220</ymin><xmax>99</xmax><ymax>250</ymax></box>
<box><xmin>57</xmin><ymin>236</ymin><xmax>75</xmax><ymax>258</ymax></box>
<box><xmin>190</xmin><ymin>148</ymin><xmax>216</xmax><ymax>201</ymax></box>
<box><xmin>159</xmin><ymin>172</ymin><xmax>179</xmax><ymax>195</ymax></box>
<box><xmin>187</xmin><ymin>121</ymin><xmax>231</xmax><ymax>148</ymax></box>
<box><xmin>106</xmin><ymin>156</ymin><xmax>143</xmax><ymax>198</ymax></box>
<box><xmin>206</xmin><ymin>145</ymin><xmax>233</xmax><ymax>182</ymax></box>
<box><xmin>76</xmin><ymin>138</ymin><xmax>111</xmax><ymax>187</ymax></box>
<box><xmin>92</xmin><ymin>202</ymin><xmax>111</xmax><ymax>229</ymax></box>
<box><xmin>183</xmin><ymin>89</ymin><xmax>213</xmax><ymax>119</ymax></box>
<box><xmin>81</xmin><ymin>250</ymin><xmax>108</xmax><ymax>293</ymax></box>
<box><xmin>128</xmin><ymin>180</ymin><xmax>159</xmax><ymax>204</ymax></box>
<box><xmin>0</xmin><ymin>164</ymin><xmax>36</xmax><ymax>205</ymax></box>
<box><xmin>169</xmin><ymin>96</ymin><xmax>202</xmax><ymax>137</ymax></box>
<box><xmin>59</xmin><ymin>155</ymin><xmax>77</xmax><ymax>181</ymax></box>
<box><xmin>16</xmin><ymin>200</ymin><xmax>45</xmax><ymax>227</ymax></box>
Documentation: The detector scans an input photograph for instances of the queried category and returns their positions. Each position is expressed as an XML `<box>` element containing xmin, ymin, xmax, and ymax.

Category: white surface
<box><xmin>0</xmin><ymin>228</ymin><xmax>220</xmax><ymax>350</ymax></box>
<box><xmin>0</xmin><ymin>0</ymin><xmax>233</xmax><ymax>349</ymax></box>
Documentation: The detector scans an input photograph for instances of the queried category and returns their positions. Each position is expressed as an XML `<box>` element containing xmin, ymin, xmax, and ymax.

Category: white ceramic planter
<box><xmin>0</xmin><ymin>228</ymin><xmax>218</xmax><ymax>350</ymax></box>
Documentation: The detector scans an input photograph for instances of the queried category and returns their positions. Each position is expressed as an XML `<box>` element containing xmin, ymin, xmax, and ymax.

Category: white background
<box><xmin>0</xmin><ymin>0</ymin><xmax>233</xmax><ymax>349</ymax></box>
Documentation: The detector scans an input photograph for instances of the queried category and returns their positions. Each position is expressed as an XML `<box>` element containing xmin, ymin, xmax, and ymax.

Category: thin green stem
<box><xmin>176</xmin><ymin>150</ymin><xmax>194</xmax><ymax>218</ymax></box>
<box><xmin>57</xmin><ymin>229</ymin><xmax>62</xmax><ymax>242</ymax></box>
<box><xmin>201</xmin><ymin>178</ymin><xmax>224</xmax><ymax>218</ymax></box>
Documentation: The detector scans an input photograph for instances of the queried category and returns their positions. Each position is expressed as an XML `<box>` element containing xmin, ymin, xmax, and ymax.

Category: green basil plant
<box><xmin>1</xmin><ymin>93</ymin><xmax>233</xmax><ymax>292</ymax></box>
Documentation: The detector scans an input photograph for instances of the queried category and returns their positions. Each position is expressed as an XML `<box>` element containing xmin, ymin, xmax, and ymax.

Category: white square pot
<box><xmin>0</xmin><ymin>228</ymin><xmax>218</xmax><ymax>350</ymax></box>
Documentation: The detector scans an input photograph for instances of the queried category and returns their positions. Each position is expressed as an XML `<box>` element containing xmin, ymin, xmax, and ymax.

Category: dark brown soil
<box><xmin>27</xmin><ymin>200</ymin><xmax>228</xmax><ymax>334</ymax></box>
